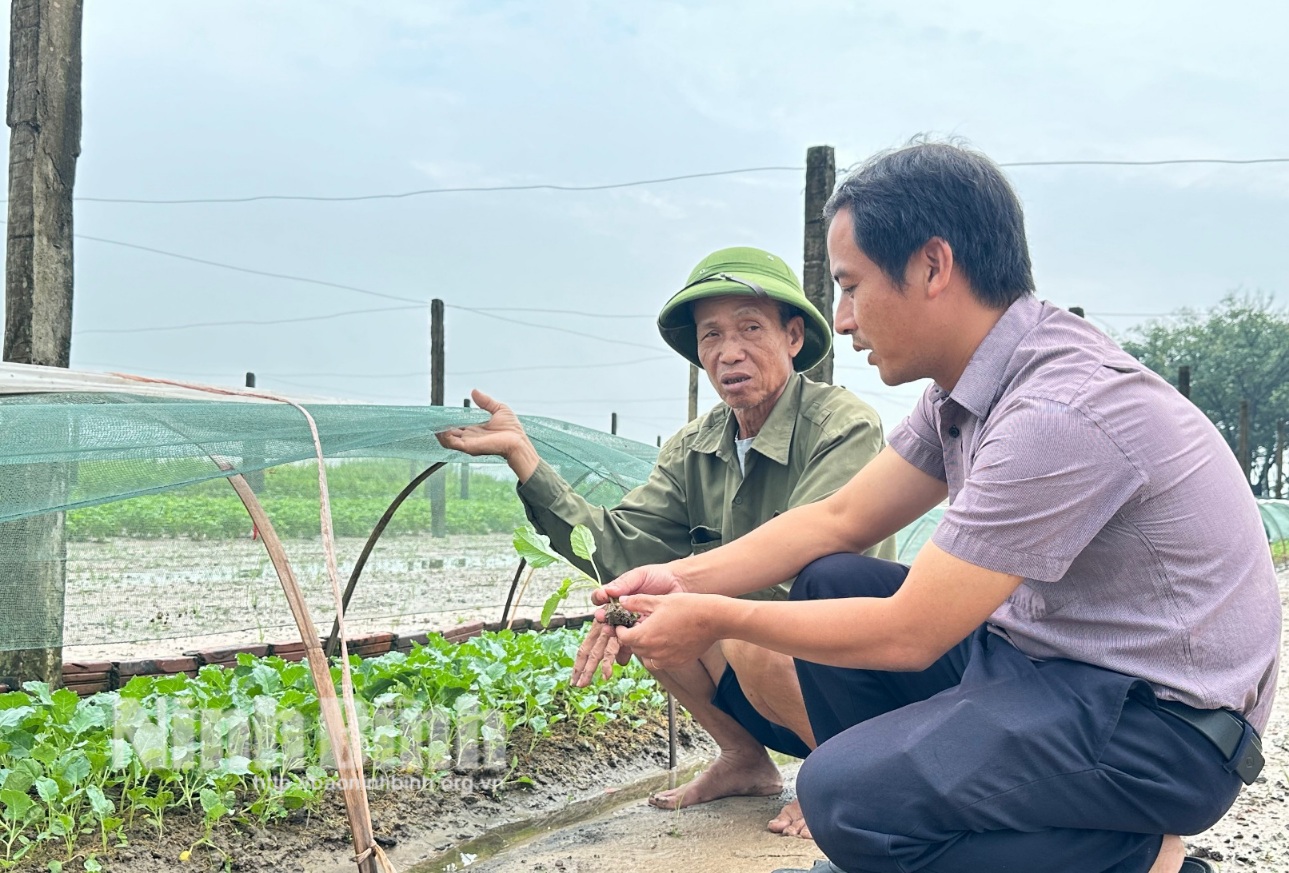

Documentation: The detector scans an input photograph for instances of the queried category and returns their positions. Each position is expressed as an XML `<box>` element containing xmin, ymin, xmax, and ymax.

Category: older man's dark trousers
<box><xmin>790</xmin><ymin>554</ymin><xmax>1245</xmax><ymax>873</ymax></box>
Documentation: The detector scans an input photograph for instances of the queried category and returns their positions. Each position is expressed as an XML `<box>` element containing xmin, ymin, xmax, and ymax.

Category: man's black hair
<box><xmin>824</xmin><ymin>138</ymin><xmax>1035</xmax><ymax>308</ymax></box>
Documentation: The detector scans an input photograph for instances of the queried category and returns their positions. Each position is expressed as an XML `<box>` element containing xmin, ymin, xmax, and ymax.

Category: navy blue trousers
<box><xmin>791</xmin><ymin>555</ymin><xmax>1244</xmax><ymax>873</ymax></box>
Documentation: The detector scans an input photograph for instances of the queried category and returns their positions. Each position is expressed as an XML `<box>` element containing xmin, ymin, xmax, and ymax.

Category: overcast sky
<box><xmin>39</xmin><ymin>0</ymin><xmax>1289</xmax><ymax>445</ymax></box>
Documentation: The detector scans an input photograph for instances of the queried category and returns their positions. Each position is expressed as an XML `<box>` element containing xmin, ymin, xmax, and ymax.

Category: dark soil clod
<box><xmin>603</xmin><ymin>602</ymin><xmax>640</xmax><ymax>628</ymax></box>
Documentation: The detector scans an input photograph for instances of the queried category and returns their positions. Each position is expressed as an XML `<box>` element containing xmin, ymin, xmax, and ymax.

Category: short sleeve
<box><xmin>932</xmin><ymin>397</ymin><xmax>1146</xmax><ymax>582</ymax></box>
<box><xmin>887</xmin><ymin>387</ymin><xmax>946</xmax><ymax>482</ymax></box>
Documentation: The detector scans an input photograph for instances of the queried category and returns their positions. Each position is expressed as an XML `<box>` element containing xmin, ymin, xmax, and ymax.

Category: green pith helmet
<box><xmin>657</xmin><ymin>246</ymin><xmax>833</xmax><ymax>372</ymax></box>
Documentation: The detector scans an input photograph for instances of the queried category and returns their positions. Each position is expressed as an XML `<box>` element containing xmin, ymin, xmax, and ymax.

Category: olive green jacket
<box><xmin>517</xmin><ymin>373</ymin><xmax>897</xmax><ymax>600</ymax></box>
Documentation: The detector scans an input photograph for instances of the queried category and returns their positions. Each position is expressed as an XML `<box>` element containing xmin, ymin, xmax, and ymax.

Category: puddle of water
<box><xmin>409</xmin><ymin>757</ymin><xmax>708</xmax><ymax>873</ymax></box>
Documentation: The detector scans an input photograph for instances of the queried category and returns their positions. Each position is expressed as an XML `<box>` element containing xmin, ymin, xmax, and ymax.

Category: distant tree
<box><xmin>1121</xmin><ymin>293</ymin><xmax>1289</xmax><ymax>496</ymax></box>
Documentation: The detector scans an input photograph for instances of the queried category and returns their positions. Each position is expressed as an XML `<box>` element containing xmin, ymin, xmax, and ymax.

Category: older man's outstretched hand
<box><xmin>434</xmin><ymin>389</ymin><xmax>542</xmax><ymax>482</ymax></box>
<box><xmin>570</xmin><ymin>564</ymin><xmax>686</xmax><ymax>687</ymax></box>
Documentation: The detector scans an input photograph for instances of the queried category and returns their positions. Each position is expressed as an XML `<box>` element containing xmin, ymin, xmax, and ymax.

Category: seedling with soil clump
<box><xmin>513</xmin><ymin>524</ymin><xmax>639</xmax><ymax>628</ymax></box>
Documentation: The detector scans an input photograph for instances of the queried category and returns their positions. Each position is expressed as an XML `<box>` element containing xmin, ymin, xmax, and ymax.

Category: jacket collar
<box><xmin>691</xmin><ymin>372</ymin><xmax>802</xmax><ymax>466</ymax></box>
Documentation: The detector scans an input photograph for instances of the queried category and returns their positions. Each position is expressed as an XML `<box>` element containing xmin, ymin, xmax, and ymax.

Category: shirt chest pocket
<box><xmin>689</xmin><ymin>525</ymin><xmax>723</xmax><ymax>555</ymax></box>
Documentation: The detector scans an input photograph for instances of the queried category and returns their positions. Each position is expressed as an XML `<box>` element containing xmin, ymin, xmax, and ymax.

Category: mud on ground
<box><xmin>21</xmin><ymin>712</ymin><xmax>716</xmax><ymax>872</ymax></box>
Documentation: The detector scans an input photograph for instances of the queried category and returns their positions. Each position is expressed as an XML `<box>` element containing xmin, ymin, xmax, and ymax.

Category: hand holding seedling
<box><xmin>614</xmin><ymin>590</ymin><xmax>726</xmax><ymax>670</ymax></box>
<box><xmin>571</xmin><ymin>564</ymin><xmax>689</xmax><ymax>686</ymax></box>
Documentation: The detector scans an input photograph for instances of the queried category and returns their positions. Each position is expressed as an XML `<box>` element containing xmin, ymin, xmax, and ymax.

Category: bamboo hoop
<box><xmin>324</xmin><ymin>462</ymin><xmax>446</xmax><ymax>658</ymax></box>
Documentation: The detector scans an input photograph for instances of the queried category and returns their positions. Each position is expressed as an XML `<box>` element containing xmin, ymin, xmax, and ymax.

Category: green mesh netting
<box><xmin>0</xmin><ymin>392</ymin><xmax>656</xmax><ymax>523</ymax></box>
<box><xmin>1260</xmin><ymin>500</ymin><xmax>1289</xmax><ymax>548</ymax></box>
<box><xmin>0</xmin><ymin>381</ymin><xmax>661</xmax><ymax>653</ymax></box>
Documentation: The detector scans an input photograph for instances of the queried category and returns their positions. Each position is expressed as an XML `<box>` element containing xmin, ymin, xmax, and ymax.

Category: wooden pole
<box><xmin>1178</xmin><ymin>365</ymin><xmax>1191</xmax><ymax>400</ymax></box>
<box><xmin>688</xmin><ymin>364</ymin><xmax>699</xmax><ymax>422</ymax></box>
<box><xmin>1276</xmin><ymin>420</ymin><xmax>1285</xmax><ymax>500</ymax></box>
<box><xmin>1239</xmin><ymin>399</ymin><xmax>1250</xmax><ymax>483</ymax></box>
<box><xmin>244</xmin><ymin>372</ymin><xmax>265</xmax><ymax>493</ymax></box>
<box><xmin>459</xmin><ymin>398</ymin><xmax>471</xmax><ymax>499</ymax></box>
<box><xmin>802</xmin><ymin>146</ymin><xmax>835</xmax><ymax>384</ymax></box>
<box><xmin>430</xmin><ymin>299</ymin><xmax>447</xmax><ymax>537</ymax></box>
<box><xmin>0</xmin><ymin>0</ymin><xmax>84</xmax><ymax>686</ymax></box>
<box><xmin>610</xmin><ymin>412</ymin><xmax>618</xmax><ymax>435</ymax></box>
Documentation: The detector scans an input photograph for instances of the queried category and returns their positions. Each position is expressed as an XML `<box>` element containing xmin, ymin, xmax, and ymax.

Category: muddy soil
<box><xmin>63</xmin><ymin>533</ymin><xmax>583</xmax><ymax>661</ymax></box>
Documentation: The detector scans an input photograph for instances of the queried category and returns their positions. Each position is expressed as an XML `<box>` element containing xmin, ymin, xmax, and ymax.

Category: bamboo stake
<box><xmin>227</xmin><ymin>473</ymin><xmax>388</xmax><ymax>873</ymax></box>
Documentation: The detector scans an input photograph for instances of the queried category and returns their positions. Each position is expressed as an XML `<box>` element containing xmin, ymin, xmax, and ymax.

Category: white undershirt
<box><xmin>735</xmin><ymin>436</ymin><xmax>754</xmax><ymax>473</ymax></box>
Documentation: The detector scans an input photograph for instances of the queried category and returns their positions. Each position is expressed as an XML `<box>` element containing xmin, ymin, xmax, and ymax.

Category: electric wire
<box><xmin>76</xmin><ymin>304</ymin><xmax>423</xmax><ymax>335</ymax></box>
<box><xmin>77</xmin><ymin>234</ymin><xmax>426</xmax><ymax>305</ymax></box>
<box><xmin>67</xmin><ymin>157</ymin><xmax>1289</xmax><ymax>205</ymax></box>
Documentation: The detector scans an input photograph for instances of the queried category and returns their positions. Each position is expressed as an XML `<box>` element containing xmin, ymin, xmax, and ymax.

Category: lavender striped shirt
<box><xmin>888</xmin><ymin>294</ymin><xmax>1280</xmax><ymax>732</ymax></box>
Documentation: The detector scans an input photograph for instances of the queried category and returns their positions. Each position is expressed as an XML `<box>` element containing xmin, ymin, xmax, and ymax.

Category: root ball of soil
<box><xmin>604</xmin><ymin>602</ymin><xmax>640</xmax><ymax>628</ymax></box>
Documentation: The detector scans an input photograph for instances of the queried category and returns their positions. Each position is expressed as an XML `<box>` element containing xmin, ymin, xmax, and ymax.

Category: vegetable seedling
<box><xmin>512</xmin><ymin>525</ymin><xmax>639</xmax><ymax>628</ymax></box>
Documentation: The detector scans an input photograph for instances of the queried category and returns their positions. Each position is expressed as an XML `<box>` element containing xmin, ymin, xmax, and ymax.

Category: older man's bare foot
<box><xmin>767</xmin><ymin>798</ymin><xmax>812</xmax><ymax>839</ymax></box>
<box><xmin>649</xmin><ymin>750</ymin><xmax>782</xmax><ymax>810</ymax></box>
<box><xmin>1146</xmin><ymin>836</ymin><xmax>1184</xmax><ymax>873</ymax></box>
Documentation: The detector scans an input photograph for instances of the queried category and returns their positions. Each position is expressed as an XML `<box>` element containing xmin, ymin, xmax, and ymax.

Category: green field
<box><xmin>67</xmin><ymin>461</ymin><xmax>526</xmax><ymax>541</ymax></box>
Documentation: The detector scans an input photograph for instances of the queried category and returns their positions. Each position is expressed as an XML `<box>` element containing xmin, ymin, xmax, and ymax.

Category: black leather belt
<box><xmin>1157</xmin><ymin>700</ymin><xmax>1264</xmax><ymax>785</ymax></box>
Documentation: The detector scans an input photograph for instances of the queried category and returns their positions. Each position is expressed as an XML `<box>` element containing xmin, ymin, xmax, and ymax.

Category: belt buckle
<box><xmin>1230</xmin><ymin>721</ymin><xmax>1265</xmax><ymax>786</ymax></box>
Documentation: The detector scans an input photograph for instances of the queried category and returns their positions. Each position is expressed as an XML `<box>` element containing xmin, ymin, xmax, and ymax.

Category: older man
<box><xmin>437</xmin><ymin>246</ymin><xmax>894</xmax><ymax>837</ymax></box>
<box><xmin>578</xmin><ymin>145</ymin><xmax>1279</xmax><ymax>873</ymax></box>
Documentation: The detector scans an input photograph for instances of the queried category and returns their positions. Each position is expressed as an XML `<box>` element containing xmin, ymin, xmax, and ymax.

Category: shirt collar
<box><xmin>690</xmin><ymin>372</ymin><xmax>802</xmax><ymax>466</ymax></box>
<box><xmin>944</xmin><ymin>294</ymin><xmax>1043</xmax><ymax>419</ymax></box>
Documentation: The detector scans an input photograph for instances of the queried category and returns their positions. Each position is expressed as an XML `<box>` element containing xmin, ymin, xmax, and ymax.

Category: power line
<box><xmin>451</xmin><ymin>354</ymin><xmax>672</xmax><ymax>376</ymax></box>
<box><xmin>250</xmin><ymin>354</ymin><xmax>675</xmax><ymax>379</ymax></box>
<box><xmin>66</xmin><ymin>157</ymin><xmax>1289</xmax><ymax>206</ymax></box>
<box><xmin>73</xmin><ymin>166</ymin><xmax>804</xmax><ymax>205</ymax></box>
<box><xmin>75</xmin><ymin>304</ymin><xmax>423</xmax><ymax>335</ymax></box>
<box><xmin>1086</xmin><ymin>311</ymin><xmax>1174</xmax><ymax>317</ymax></box>
<box><xmin>76</xmin><ymin>235</ymin><xmax>664</xmax><ymax>347</ymax></box>
<box><xmin>77</xmin><ymin>234</ymin><xmax>427</xmax><ymax>305</ymax></box>
<box><xmin>465</xmin><ymin>307</ymin><xmax>653</xmax><ymax>319</ymax></box>
<box><xmin>1000</xmin><ymin>158</ymin><xmax>1289</xmax><ymax>168</ymax></box>
<box><xmin>448</xmin><ymin>305</ymin><xmax>663</xmax><ymax>352</ymax></box>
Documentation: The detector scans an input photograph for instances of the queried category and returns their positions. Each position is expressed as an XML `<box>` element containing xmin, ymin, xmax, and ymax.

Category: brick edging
<box><xmin>48</xmin><ymin>614</ymin><xmax>595</xmax><ymax>697</ymax></box>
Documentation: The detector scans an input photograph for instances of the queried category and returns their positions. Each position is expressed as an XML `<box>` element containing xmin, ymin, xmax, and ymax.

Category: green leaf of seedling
<box><xmin>54</xmin><ymin>750</ymin><xmax>91</xmax><ymax>787</ymax></box>
<box><xmin>2</xmin><ymin>764</ymin><xmax>36</xmax><ymax>794</ymax></box>
<box><xmin>69</xmin><ymin>705</ymin><xmax>106</xmax><ymax>738</ymax></box>
<box><xmin>85</xmin><ymin>785</ymin><xmax>114</xmax><ymax>819</ymax></box>
<box><xmin>50</xmin><ymin>689</ymin><xmax>79</xmax><ymax>724</ymax></box>
<box><xmin>0</xmin><ymin>788</ymin><xmax>34</xmax><ymax>821</ymax></box>
<box><xmin>217</xmin><ymin>755</ymin><xmax>253</xmax><ymax>777</ymax></box>
<box><xmin>0</xmin><ymin>706</ymin><xmax>34</xmax><ymax>733</ymax></box>
<box><xmin>199</xmin><ymin>788</ymin><xmax>230</xmax><ymax>823</ymax></box>
<box><xmin>569</xmin><ymin>525</ymin><xmax>597</xmax><ymax>562</ymax></box>
<box><xmin>21</xmin><ymin>682</ymin><xmax>53</xmax><ymax>706</ymax></box>
<box><xmin>540</xmin><ymin>590</ymin><xmax>565</xmax><ymax>629</ymax></box>
<box><xmin>35</xmin><ymin>777</ymin><xmax>59</xmax><ymax>804</ymax></box>
<box><xmin>47</xmin><ymin>860</ymin><xmax>63</xmax><ymax>873</ymax></box>
<box><xmin>512</xmin><ymin>525</ymin><xmax>562</xmax><ymax>568</ymax></box>
<box><xmin>83</xmin><ymin>858</ymin><xmax>102</xmax><ymax>873</ymax></box>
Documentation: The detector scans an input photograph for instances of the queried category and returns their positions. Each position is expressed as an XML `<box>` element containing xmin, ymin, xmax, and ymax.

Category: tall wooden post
<box><xmin>1178</xmin><ymin>366</ymin><xmax>1191</xmax><ymax>400</ymax></box>
<box><xmin>430</xmin><ymin>300</ymin><xmax>447</xmax><ymax>537</ymax></box>
<box><xmin>610</xmin><ymin>412</ymin><xmax>618</xmax><ymax>435</ymax></box>
<box><xmin>802</xmin><ymin>145</ymin><xmax>835</xmax><ymax>384</ymax></box>
<box><xmin>687</xmin><ymin>364</ymin><xmax>699</xmax><ymax>422</ymax></box>
<box><xmin>0</xmin><ymin>0</ymin><xmax>84</xmax><ymax>686</ymax></box>
<box><xmin>459</xmin><ymin>398</ymin><xmax>471</xmax><ymax>500</ymax></box>
<box><xmin>244</xmin><ymin>372</ymin><xmax>265</xmax><ymax>493</ymax></box>
<box><xmin>1238</xmin><ymin>399</ymin><xmax>1250</xmax><ymax>484</ymax></box>
<box><xmin>1276</xmin><ymin>420</ymin><xmax>1285</xmax><ymax>500</ymax></box>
